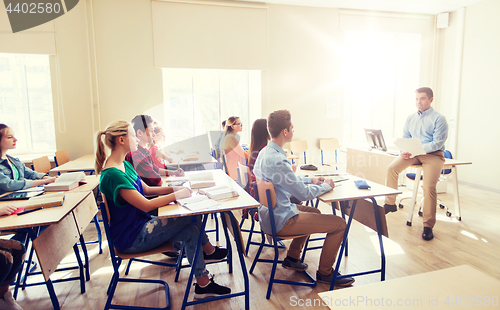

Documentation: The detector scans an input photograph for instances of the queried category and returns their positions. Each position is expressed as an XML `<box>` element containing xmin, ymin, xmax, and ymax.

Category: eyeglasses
<box><xmin>234</xmin><ymin>123</ymin><xmax>242</xmax><ymax>126</ymax></box>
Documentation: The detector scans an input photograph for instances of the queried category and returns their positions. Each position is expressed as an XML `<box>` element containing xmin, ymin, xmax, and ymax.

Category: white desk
<box><xmin>345</xmin><ymin>148</ymin><xmax>472</xmax><ymax>225</ymax></box>
<box><xmin>0</xmin><ymin>191</ymin><xmax>98</xmax><ymax>310</ymax></box>
<box><xmin>159</xmin><ymin>169</ymin><xmax>259</xmax><ymax>310</ymax></box>
<box><xmin>319</xmin><ymin>265</ymin><xmax>500</xmax><ymax>309</ymax></box>
<box><xmin>318</xmin><ymin>175</ymin><xmax>401</xmax><ymax>290</ymax></box>
<box><xmin>406</xmin><ymin>158</ymin><xmax>472</xmax><ymax>226</ymax></box>
<box><xmin>50</xmin><ymin>154</ymin><xmax>95</xmax><ymax>174</ymax></box>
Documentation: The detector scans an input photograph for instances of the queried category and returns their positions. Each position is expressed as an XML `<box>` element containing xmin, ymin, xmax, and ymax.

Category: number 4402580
<box><xmin>444</xmin><ymin>296</ymin><xmax>498</xmax><ymax>307</ymax></box>
<box><xmin>5</xmin><ymin>2</ymin><xmax>62</xmax><ymax>14</ymax></box>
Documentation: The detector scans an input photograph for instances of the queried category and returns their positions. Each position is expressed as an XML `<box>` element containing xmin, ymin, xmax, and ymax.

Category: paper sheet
<box><xmin>394</xmin><ymin>138</ymin><xmax>426</xmax><ymax>157</ymax></box>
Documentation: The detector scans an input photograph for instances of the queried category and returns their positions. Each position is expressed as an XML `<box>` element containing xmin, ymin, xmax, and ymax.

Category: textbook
<box><xmin>24</xmin><ymin>192</ymin><xmax>65</xmax><ymax>210</ymax></box>
<box><xmin>188</xmin><ymin>171</ymin><xmax>216</xmax><ymax>189</ymax></box>
<box><xmin>199</xmin><ymin>185</ymin><xmax>239</xmax><ymax>200</ymax></box>
<box><xmin>44</xmin><ymin>172</ymin><xmax>87</xmax><ymax>191</ymax></box>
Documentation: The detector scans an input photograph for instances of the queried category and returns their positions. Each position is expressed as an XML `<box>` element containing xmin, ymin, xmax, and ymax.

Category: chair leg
<box><xmin>265</xmin><ymin>239</ymin><xmax>280</xmax><ymax>299</ymax></box>
<box><xmin>245</xmin><ymin>216</ymin><xmax>255</xmax><ymax>255</ymax></box>
<box><xmin>249</xmin><ymin>233</ymin><xmax>266</xmax><ymax>274</ymax></box>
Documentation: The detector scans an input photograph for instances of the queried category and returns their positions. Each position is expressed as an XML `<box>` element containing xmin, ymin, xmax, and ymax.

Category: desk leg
<box><xmin>226</xmin><ymin>212</ymin><xmax>250</xmax><ymax>310</ymax></box>
<box><xmin>370</xmin><ymin>197</ymin><xmax>386</xmax><ymax>281</ymax></box>
<box><xmin>46</xmin><ymin>280</ymin><xmax>60</xmax><ymax>310</ymax></box>
<box><xmin>407</xmin><ymin>167</ymin><xmax>422</xmax><ymax>226</ymax></box>
<box><xmin>181</xmin><ymin>214</ymin><xmax>208</xmax><ymax>310</ymax></box>
<box><xmin>73</xmin><ymin>244</ymin><xmax>85</xmax><ymax>294</ymax></box>
<box><xmin>220</xmin><ymin>213</ymin><xmax>233</xmax><ymax>274</ymax></box>
<box><xmin>78</xmin><ymin>235</ymin><xmax>90</xmax><ymax>281</ymax></box>
<box><xmin>452</xmin><ymin>166</ymin><xmax>462</xmax><ymax>221</ymax></box>
<box><xmin>330</xmin><ymin>200</ymin><xmax>357</xmax><ymax>291</ymax></box>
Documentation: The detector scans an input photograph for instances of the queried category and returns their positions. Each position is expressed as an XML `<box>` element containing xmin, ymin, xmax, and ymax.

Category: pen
<box><xmin>17</xmin><ymin>207</ymin><xmax>42</xmax><ymax>216</ymax></box>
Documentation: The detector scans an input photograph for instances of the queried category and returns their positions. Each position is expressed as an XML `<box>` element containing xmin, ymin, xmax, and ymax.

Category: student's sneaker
<box><xmin>316</xmin><ymin>271</ymin><xmax>355</xmax><ymax>287</ymax></box>
<box><xmin>194</xmin><ymin>276</ymin><xmax>231</xmax><ymax>299</ymax></box>
<box><xmin>203</xmin><ymin>246</ymin><xmax>228</xmax><ymax>263</ymax></box>
<box><xmin>0</xmin><ymin>291</ymin><xmax>23</xmax><ymax>310</ymax></box>
<box><xmin>282</xmin><ymin>256</ymin><xmax>308</xmax><ymax>271</ymax></box>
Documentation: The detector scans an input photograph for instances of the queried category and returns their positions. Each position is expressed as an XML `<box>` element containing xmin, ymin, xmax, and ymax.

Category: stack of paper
<box><xmin>176</xmin><ymin>195</ymin><xmax>221</xmax><ymax>211</ymax></box>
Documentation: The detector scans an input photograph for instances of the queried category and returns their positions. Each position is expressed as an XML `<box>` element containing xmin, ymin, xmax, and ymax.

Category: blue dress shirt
<box><xmin>253</xmin><ymin>141</ymin><xmax>332</xmax><ymax>234</ymax></box>
<box><xmin>403</xmin><ymin>107</ymin><xmax>448</xmax><ymax>153</ymax></box>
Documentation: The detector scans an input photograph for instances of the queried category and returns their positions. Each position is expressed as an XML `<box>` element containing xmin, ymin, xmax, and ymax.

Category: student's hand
<box><xmin>291</xmin><ymin>164</ymin><xmax>298</xmax><ymax>172</ymax></box>
<box><xmin>324</xmin><ymin>179</ymin><xmax>336</xmax><ymax>189</ymax></box>
<box><xmin>174</xmin><ymin>188</ymin><xmax>192</xmax><ymax>200</ymax></box>
<box><xmin>174</xmin><ymin>168</ymin><xmax>185</xmax><ymax>177</ymax></box>
<box><xmin>312</xmin><ymin>177</ymin><xmax>325</xmax><ymax>185</ymax></box>
<box><xmin>0</xmin><ymin>205</ymin><xmax>18</xmax><ymax>216</ymax></box>
<box><xmin>43</xmin><ymin>177</ymin><xmax>57</xmax><ymax>184</ymax></box>
<box><xmin>171</xmin><ymin>186</ymin><xmax>190</xmax><ymax>192</ymax></box>
<box><xmin>401</xmin><ymin>152</ymin><xmax>412</xmax><ymax>160</ymax></box>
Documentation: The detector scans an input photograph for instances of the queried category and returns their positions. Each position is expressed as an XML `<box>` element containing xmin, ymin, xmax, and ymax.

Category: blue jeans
<box><xmin>122</xmin><ymin>216</ymin><xmax>210</xmax><ymax>278</ymax></box>
<box><xmin>0</xmin><ymin>239</ymin><xmax>26</xmax><ymax>286</ymax></box>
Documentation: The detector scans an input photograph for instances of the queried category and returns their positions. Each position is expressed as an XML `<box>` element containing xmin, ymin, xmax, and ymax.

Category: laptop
<box><xmin>0</xmin><ymin>190</ymin><xmax>45</xmax><ymax>201</ymax></box>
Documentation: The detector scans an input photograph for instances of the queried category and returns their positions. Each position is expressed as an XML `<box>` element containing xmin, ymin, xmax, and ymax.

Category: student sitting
<box><xmin>125</xmin><ymin>115</ymin><xmax>184</xmax><ymax>187</ymax></box>
<box><xmin>95</xmin><ymin>120</ymin><xmax>230</xmax><ymax>298</ymax></box>
<box><xmin>253</xmin><ymin>110</ymin><xmax>354</xmax><ymax>286</ymax></box>
<box><xmin>0</xmin><ymin>238</ymin><xmax>26</xmax><ymax>310</ymax></box>
<box><xmin>0</xmin><ymin>124</ymin><xmax>56</xmax><ymax>195</ymax></box>
<box><xmin>220</xmin><ymin>116</ymin><xmax>248</xmax><ymax>181</ymax></box>
<box><xmin>149</xmin><ymin>122</ymin><xmax>174</xmax><ymax>169</ymax></box>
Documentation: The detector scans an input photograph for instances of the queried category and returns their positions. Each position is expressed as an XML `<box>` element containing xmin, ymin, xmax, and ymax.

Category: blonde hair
<box><xmin>95</xmin><ymin>120</ymin><xmax>130</xmax><ymax>174</ymax></box>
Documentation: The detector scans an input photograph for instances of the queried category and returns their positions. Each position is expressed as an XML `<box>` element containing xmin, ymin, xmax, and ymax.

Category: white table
<box><xmin>318</xmin><ymin>265</ymin><xmax>500</xmax><ymax>309</ymax></box>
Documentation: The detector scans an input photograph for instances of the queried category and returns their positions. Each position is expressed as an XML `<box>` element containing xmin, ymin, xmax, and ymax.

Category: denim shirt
<box><xmin>253</xmin><ymin>141</ymin><xmax>332</xmax><ymax>234</ymax></box>
<box><xmin>0</xmin><ymin>155</ymin><xmax>46</xmax><ymax>194</ymax></box>
<box><xmin>403</xmin><ymin>107</ymin><xmax>448</xmax><ymax>153</ymax></box>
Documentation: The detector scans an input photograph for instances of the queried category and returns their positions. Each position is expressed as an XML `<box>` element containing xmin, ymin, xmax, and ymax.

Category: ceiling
<box><xmin>238</xmin><ymin>0</ymin><xmax>487</xmax><ymax>15</ymax></box>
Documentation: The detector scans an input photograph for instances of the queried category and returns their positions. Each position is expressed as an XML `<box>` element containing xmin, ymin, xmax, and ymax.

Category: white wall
<box><xmin>456</xmin><ymin>0</ymin><xmax>500</xmax><ymax>191</ymax></box>
<box><xmin>1</xmin><ymin>0</ymin><xmax>497</xmax><ymax>191</ymax></box>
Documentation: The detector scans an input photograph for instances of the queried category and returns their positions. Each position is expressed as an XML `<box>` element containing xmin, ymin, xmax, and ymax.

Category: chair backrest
<box><xmin>99</xmin><ymin>194</ymin><xmax>119</xmax><ymax>264</ymax></box>
<box><xmin>290</xmin><ymin>140</ymin><xmax>308</xmax><ymax>153</ymax></box>
<box><xmin>256</xmin><ymin>178</ymin><xmax>277</xmax><ymax>209</ymax></box>
<box><xmin>319</xmin><ymin>138</ymin><xmax>340</xmax><ymax>151</ymax></box>
<box><xmin>221</xmin><ymin>150</ymin><xmax>229</xmax><ymax>174</ymax></box>
<box><xmin>32</xmin><ymin>156</ymin><xmax>51</xmax><ymax>174</ymax></box>
<box><xmin>54</xmin><ymin>149</ymin><xmax>70</xmax><ymax>167</ymax></box>
<box><xmin>442</xmin><ymin>150</ymin><xmax>453</xmax><ymax>175</ymax></box>
<box><xmin>237</xmin><ymin>162</ymin><xmax>250</xmax><ymax>192</ymax></box>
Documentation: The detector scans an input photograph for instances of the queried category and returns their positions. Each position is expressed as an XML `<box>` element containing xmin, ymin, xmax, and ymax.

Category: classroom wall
<box><xmin>1</xmin><ymin>0</ymin><xmax>496</xmax><ymax>191</ymax></box>
<box><xmin>266</xmin><ymin>4</ymin><xmax>343</xmax><ymax>163</ymax></box>
<box><xmin>455</xmin><ymin>0</ymin><xmax>500</xmax><ymax>191</ymax></box>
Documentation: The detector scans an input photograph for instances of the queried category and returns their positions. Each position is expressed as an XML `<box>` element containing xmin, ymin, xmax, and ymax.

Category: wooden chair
<box><xmin>100</xmin><ymin>194</ymin><xmax>182</xmax><ymax>310</ymax></box>
<box><xmin>249</xmin><ymin>179</ymin><xmax>316</xmax><ymax>299</ymax></box>
<box><xmin>236</xmin><ymin>163</ymin><xmax>262</xmax><ymax>254</ymax></box>
<box><xmin>290</xmin><ymin>140</ymin><xmax>308</xmax><ymax>164</ymax></box>
<box><xmin>319</xmin><ymin>138</ymin><xmax>340</xmax><ymax>168</ymax></box>
<box><xmin>54</xmin><ymin>149</ymin><xmax>70</xmax><ymax>167</ymax></box>
<box><xmin>32</xmin><ymin>156</ymin><xmax>51</xmax><ymax>174</ymax></box>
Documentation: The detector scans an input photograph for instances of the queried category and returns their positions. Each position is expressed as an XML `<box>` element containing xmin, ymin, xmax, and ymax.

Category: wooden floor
<box><xmin>13</xmin><ymin>182</ymin><xmax>500</xmax><ymax>310</ymax></box>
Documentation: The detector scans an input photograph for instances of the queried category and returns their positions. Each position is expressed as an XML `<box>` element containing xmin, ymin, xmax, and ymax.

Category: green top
<box><xmin>11</xmin><ymin>160</ymin><xmax>19</xmax><ymax>181</ymax></box>
<box><xmin>99</xmin><ymin>161</ymin><xmax>138</xmax><ymax>207</ymax></box>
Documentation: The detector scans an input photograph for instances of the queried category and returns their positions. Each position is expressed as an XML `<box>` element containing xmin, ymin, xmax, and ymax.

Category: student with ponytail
<box><xmin>95</xmin><ymin>120</ymin><xmax>230</xmax><ymax>298</ymax></box>
<box><xmin>220</xmin><ymin>116</ymin><xmax>248</xmax><ymax>180</ymax></box>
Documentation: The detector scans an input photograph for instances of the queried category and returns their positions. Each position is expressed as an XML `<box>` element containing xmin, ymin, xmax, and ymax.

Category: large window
<box><xmin>342</xmin><ymin>30</ymin><xmax>421</xmax><ymax>148</ymax></box>
<box><xmin>0</xmin><ymin>53</ymin><xmax>56</xmax><ymax>154</ymax></box>
<box><xmin>160</xmin><ymin>68</ymin><xmax>261</xmax><ymax>147</ymax></box>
